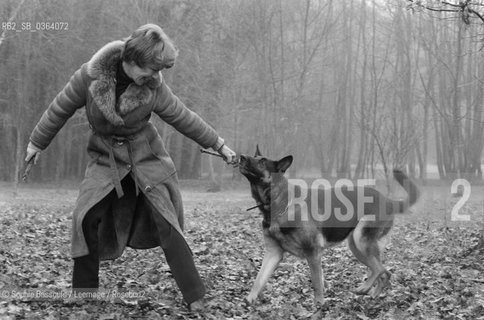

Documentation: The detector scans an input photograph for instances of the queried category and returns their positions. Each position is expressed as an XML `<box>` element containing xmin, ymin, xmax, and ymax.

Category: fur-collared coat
<box><xmin>29</xmin><ymin>40</ymin><xmax>220</xmax><ymax>260</ymax></box>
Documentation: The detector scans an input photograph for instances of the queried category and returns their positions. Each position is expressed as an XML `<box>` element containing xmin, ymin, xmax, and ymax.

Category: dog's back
<box><xmin>278</xmin><ymin>170</ymin><xmax>418</xmax><ymax>248</ymax></box>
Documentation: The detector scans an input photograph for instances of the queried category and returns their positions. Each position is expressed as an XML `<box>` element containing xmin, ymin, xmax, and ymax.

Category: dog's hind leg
<box><xmin>368</xmin><ymin>269</ymin><xmax>391</xmax><ymax>298</ymax></box>
<box><xmin>351</xmin><ymin>225</ymin><xmax>390</xmax><ymax>296</ymax></box>
<box><xmin>348</xmin><ymin>231</ymin><xmax>368</xmax><ymax>266</ymax></box>
<box><xmin>349</xmin><ymin>233</ymin><xmax>390</xmax><ymax>297</ymax></box>
<box><xmin>306</xmin><ymin>252</ymin><xmax>325</xmax><ymax>304</ymax></box>
<box><xmin>367</xmin><ymin>235</ymin><xmax>392</xmax><ymax>297</ymax></box>
<box><xmin>246</xmin><ymin>236</ymin><xmax>283</xmax><ymax>304</ymax></box>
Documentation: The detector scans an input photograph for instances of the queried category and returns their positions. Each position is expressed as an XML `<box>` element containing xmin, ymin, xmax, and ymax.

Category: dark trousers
<box><xmin>72</xmin><ymin>176</ymin><xmax>206</xmax><ymax>304</ymax></box>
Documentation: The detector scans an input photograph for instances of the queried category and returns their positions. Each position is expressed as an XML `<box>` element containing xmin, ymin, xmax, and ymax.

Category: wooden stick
<box><xmin>199</xmin><ymin>148</ymin><xmax>224</xmax><ymax>158</ymax></box>
<box><xmin>22</xmin><ymin>157</ymin><xmax>34</xmax><ymax>182</ymax></box>
<box><xmin>246</xmin><ymin>203</ymin><xmax>264</xmax><ymax>211</ymax></box>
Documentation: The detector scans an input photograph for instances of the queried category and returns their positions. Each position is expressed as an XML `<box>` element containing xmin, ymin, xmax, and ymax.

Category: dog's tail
<box><xmin>392</xmin><ymin>169</ymin><xmax>419</xmax><ymax>213</ymax></box>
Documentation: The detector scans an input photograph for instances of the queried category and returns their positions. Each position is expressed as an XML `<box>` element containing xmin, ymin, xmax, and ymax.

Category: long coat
<box><xmin>29</xmin><ymin>40</ymin><xmax>220</xmax><ymax>260</ymax></box>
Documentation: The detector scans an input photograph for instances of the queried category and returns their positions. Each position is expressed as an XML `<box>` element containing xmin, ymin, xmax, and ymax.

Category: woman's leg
<box><xmin>162</xmin><ymin>227</ymin><xmax>206</xmax><ymax>304</ymax></box>
<box><xmin>72</xmin><ymin>191</ymin><xmax>115</xmax><ymax>290</ymax></box>
<box><xmin>138</xmin><ymin>195</ymin><xmax>206</xmax><ymax>304</ymax></box>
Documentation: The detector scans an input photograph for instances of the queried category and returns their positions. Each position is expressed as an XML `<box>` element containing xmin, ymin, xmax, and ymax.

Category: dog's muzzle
<box><xmin>238</xmin><ymin>155</ymin><xmax>251</xmax><ymax>174</ymax></box>
<box><xmin>238</xmin><ymin>154</ymin><xmax>247</xmax><ymax>165</ymax></box>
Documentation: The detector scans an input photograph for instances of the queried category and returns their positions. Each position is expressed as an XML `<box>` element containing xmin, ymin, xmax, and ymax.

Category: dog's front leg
<box><xmin>306</xmin><ymin>252</ymin><xmax>324</xmax><ymax>304</ymax></box>
<box><xmin>246</xmin><ymin>236</ymin><xmax>283</xmax><ymax>304</ymax></box>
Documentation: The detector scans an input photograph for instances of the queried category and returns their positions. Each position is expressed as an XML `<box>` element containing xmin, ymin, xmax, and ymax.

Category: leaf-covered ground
<box><xmin>0</xmin><ymin>181</ymin><xmax>483</xmax><ymax>319</ymax></box>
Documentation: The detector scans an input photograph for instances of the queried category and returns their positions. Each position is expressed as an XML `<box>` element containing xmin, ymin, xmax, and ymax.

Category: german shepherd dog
<box><xmin>238</xmin><ymin>147</ymin><xmax>419</xmax><ymax>304</ymax></box>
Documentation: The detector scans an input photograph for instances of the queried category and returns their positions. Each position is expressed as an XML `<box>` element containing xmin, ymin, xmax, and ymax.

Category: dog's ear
<box><xmin>255</xmin><ymin>145</ymin><xmax>262</xmax><ymax>157</ymax></box>
<box><xmin>276</xmin><ymin>155</ymin><xmax>293</xmax><ymax>173</ymax></box>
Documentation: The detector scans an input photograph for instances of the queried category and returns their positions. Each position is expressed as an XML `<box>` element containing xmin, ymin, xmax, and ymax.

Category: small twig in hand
<box><xmin>200</xmin><ymin>148</ymin><xmax>240</xmax><ymax>167</ymax></box>
<box><xmin>200</xmin><ymin>149</ymin><xmax>224</xmax><ymax>158</ymax></box>
<box><xmin>22</xmin><ymin>157</ymin><xmax>35</xmax><ymax>182</ymax></box>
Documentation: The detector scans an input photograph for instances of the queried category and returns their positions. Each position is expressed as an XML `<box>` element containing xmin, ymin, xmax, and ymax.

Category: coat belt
<box><xmin>91</xmin><ymin>127</ymin><xmax>144</xmax><ymax>198</ymax></box>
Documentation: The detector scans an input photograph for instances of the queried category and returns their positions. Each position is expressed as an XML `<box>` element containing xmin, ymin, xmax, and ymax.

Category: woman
<box><xmin>25</xmin><ymin>24</ymin><xmax>236</xmax><ymax>312</ymax></box>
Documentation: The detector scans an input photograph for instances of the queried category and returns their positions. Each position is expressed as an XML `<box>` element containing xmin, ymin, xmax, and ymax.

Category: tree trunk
<box><xmin>354</xmin><ymin>0</ymin><xmax>368</xmax><ymax>179</ymax></box>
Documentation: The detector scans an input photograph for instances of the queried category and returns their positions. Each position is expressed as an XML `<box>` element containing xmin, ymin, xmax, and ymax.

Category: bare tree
<box><xmin>406</xmin><ymin>0</ymin><xmax>484</xmax><ymax>26</ymax></box>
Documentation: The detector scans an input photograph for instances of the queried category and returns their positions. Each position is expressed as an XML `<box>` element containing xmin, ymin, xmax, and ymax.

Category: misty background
<box><xmin>1</xmin><ymin>0</ymin><xmax>484</xmax><ymax>185</ymax></box>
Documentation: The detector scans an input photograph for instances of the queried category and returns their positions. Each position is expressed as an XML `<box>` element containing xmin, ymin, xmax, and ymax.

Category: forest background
<box><xmin>3</xmin><ymin>0</ymin><xmax>484</xmax><ymax>184</ymax></box>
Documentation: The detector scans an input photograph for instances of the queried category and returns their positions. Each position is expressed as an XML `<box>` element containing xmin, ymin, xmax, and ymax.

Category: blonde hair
<box><xmin>122</xmin><ymin>24</ymin><xmax>178</xmax><ymax>70</ymax></box>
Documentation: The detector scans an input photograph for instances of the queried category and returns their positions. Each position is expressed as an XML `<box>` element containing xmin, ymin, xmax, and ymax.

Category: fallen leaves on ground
<box><xmin>0</xmin><ymin>184</ymin><xmax>482</xmax><ymax>319</ymax></box>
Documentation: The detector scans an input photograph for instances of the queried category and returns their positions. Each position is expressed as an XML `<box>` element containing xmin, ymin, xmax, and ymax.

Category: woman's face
<box><xmin>124</xmin><ymin>62</ymin><xmax>160</xmax><ymax>86</ymax></box>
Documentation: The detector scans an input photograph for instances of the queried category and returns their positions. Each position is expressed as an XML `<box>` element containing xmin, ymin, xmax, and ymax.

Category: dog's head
<box><xmin>239</xmin><ymin>145</ymin><xmax>293</xmax><ymax>185</ymax></box>
<box><xmin>239</xmin><ymin>146</ymin><xmax>293</xmax><ymax>216</ymax></box>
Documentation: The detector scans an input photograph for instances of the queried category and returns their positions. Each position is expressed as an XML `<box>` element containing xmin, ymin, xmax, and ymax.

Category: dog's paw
<box><xmin>368</xmin><ymin>272</ymin><xmax>391</xmax><ymax>298</ymax></box>
<box><xmin>245</xmin><ymin>294</ymin><xmax>257</xmax><ymax>305</ymax></box>
<box><xmin>353</xmin><ymin>284</ymin><xmax>371</xmax><ymax>295</ymax></box>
